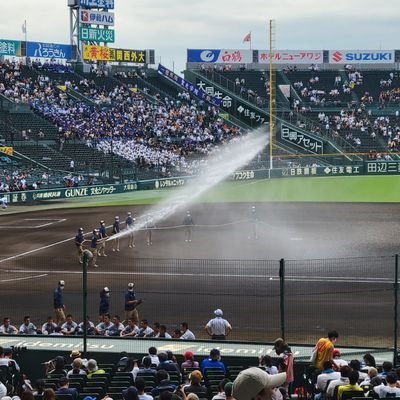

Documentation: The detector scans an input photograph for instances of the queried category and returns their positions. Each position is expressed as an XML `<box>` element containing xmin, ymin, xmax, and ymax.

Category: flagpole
<box><xmin>24</xmin><ymin>20</ymin><xmax>27</xmax><ymax>43</ymax></box>
<box><xmin>249</xmin><ymin>31</ymin><xmax>252</xmax><ymax>50</ymax></box>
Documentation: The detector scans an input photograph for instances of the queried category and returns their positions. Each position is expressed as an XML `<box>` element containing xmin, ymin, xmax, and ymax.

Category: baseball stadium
<box><xmin>1</xmin><ymin>2</ymin><xmax>400</xmax><ymax>400</ymax></box>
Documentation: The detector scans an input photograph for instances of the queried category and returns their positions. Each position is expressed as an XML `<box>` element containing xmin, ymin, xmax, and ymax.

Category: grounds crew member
<box><xmin>90</xmin><ymin>229</ymin><xmax>102</xmax><ymax>268</ymax></box>
<box><xmin>75</xmin><ymin>228</ymin><xmax>85</xmax><ymax>264</ymax></box>
<box><xmin>98</xmin><ymin>220</ymin><xmax>108</xmax><ymax>257</ymax></box>
<box><xmin>183</xmin><ymin>210</ymin><xmax>194</xmax><ymax>242</ymax></box>
<box><xmin>124</xmin><ymin>282</ymin><xmax>142</xmax><ymax>325</ymax></box>
<box><xmin>54</xmin><ymin>280</ymin><xmax>66</xmax><ymax>324</ymax></box>
<box><xmin>126</xmin><ymin>212</ymin><xmax>135</xmax><ymax>248</ymax></box>
<box><xmin>112</xmin><ymin>216</ymin><xmax>120</xmax><ymax>252</ymax></box>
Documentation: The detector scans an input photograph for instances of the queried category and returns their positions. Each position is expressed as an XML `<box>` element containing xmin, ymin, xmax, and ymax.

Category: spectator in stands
<box><xmin>258</xmin><ymin>355</ymin><xmax>278</xmax><ymax>374</ymax></box>
<box><xmin>180</xmin><ymin>322</ymin><xmax>195</xmax><ymax>340</ymax></box>
<box><xmin>158</xmin><ymin>325</ymin><xmax>172</xmax><ymax>339</ymax></box>
<box><xmin>0</xmin><ymin>381</ymin><xmax>6</xmax><ymax>399</ymax></box>
<box><xmin>326</xmin><ymin>365</ymin><xmax>352</xmax><ymax>399</ymax></box>
<box><xmin>0</xmin><ymin>317</ymin><xmax>18</xmax><ymax>335</ymax></box>
<box><xmin>151</xmin><ymin>370</ymin><xmax>176</xmax><ymax>398</ymax></box>
<box><xmin>148</xmin><ymin>347</ymin><xmax>159</xmax><ymax>367</ymax></box>
<box><xmin>332</xmin><ymin>349</ymin><xmax>348</xmax><ymax>368</ymax></box>
<box><xmin>41</xmin><ymin>316</ymin><xmax>57</xmax><ymax>335</ymax></box>
<box><xmin>200</xmin><ymin>349</ymin><xmax>225</xmax><ymax>373</ymax></box>
<box><xmin>232</xmin><ymin>367</ymin><xmax>286</xmax><ymax>400</ymax></box>
<box><xmin>21</xmin><ymin>390</ymin><xmax>34</xmax><ymax>400</ymax></box>
<box><xmin>211</xmin><ymin>378</ymin><xmax>231</xmax><ymax>400</ymax></box>
<box><xmin>55</xmin><ymin>377</ymin><xmax>78</xmax><ymax>400</ymax></box>
<box><xmin>135</xmin><ymin>356</ymin><xmax>157</xmax><ymax>381</ymax></box>
<box><xmin>47</xmin><ymin>356</ymin><xmax>67</xmax><ymax>376</ymax></box>
<box><xmin>86</xmin><ymin>359</ymin><xmax>106</xmax><ymax>379</ymax></box>
<box><xmin>122</xmin><ymin>386</ymin><xmax>139</xmax><ymax>400</ymax></box>
<box><xmin>348</xmin><ymin>359</ymin><xmax>368</xmax><ymax>380</ymax></box>
<box><xmin>157</xmin><ymin>352</ymin><xmax>180</xmax><ymax>376</ymax></box>
<box><xmin>183</xmin><ymin>370</ymin><xmax>207</xmax><ymax>397</ymax></box>
<box><xmin>337</xmin><ymin>370</ymin><xmax>363</xmax><ymax>400</ymax></box>
<box><xmin>362</xmin><ymin>353</ymin><xmax>376</xmax><ymax>370</ymax></box>
<box><xmin>19</xmin><ymin>316</ymin><xmax>37</xmax><ymax>335</ymax></box>
<box><xmin>378</xmin><ymin>360</ymin><xmax>393</xmax><ymax>379</ymax></box>
<box><xmin>273</xmin><ymin>338</ymin><xmax>294</xmax><ymax>394</ymax></box>
<box><xmin>311</xmin><ymin>330</ymin><xmax>339</xmax><ymax>371</ymax></box>
<box><xmin>43</xmin><ymin>388</ymin><xmax>56</xmax><ymax>400</ymax></box>
<box><xmin>315</xmin><ymin>361</ymin><xmax>341</xmax><ymax>399</ymax></box>
<box><xmin>134</xmin><ymin>377</ymin><xmax>153</xmax><ymax>400</ymax></box>
<box><xmin>360</xmin><ymin>367</ymin><xmax>378</xmax><ymax>386</ymax></box>
<box><xmin>181</xmin><ymin>351</ymin><xmax>199</xmax><ymax>372</ymax></box>
<box><xmin>205</xmin><ymin>309</ymin><xmax>232</xmax><ymax>340</ymax></box>
<box><xmin>77</xmin><ymin>316</ymin><xmax>96</xmax><ymax>336</ymax></box>
<box><xmin>67</xmin><ymin>358</ymin><xmax>86</xmax><ymax>377</ymax></box>
<box><xmin>0</xmin><ymin>347</ymin><xmax>20</xmax><ymax>371</ymax></box>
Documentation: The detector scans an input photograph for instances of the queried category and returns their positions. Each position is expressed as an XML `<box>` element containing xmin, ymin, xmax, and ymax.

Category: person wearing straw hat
<box><xmin>232</xmin><ymin>367</ymin><xmax>286</xmax><ymax>400</ymax></box>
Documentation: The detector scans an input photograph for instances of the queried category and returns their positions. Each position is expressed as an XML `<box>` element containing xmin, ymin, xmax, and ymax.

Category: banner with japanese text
<box><xmin>0</xmin><ymin>146</ymin><xmax>13</xmax><ymax>156</ymax></box>
<box><xmin>187</xmin><ymin>49</ymin><xmax>253</xmax><ymax>64</ymax></box>
<box><xmin>83</xmin><ymin>45</ymin><xmax>146</xmax><ymax>63</ymax></box>
<box><xmin>80</xmin><ymin>0</ymin><xmax>114</xmax><ymax>9</ymax></box>
<box><xmin>158</xmin><ymin>64</ymin><xmax>221</xmax><ymax>106</ymax></box>
<box><xmin>258</xmin><ymin>50</ymin><xmax>323</xmax><ymax>64</ymax></box>
<box><xmin>79</xmin><ymin>10</ymin><xmax>115</xmax><ymax>26</ymax></box>
<box><xmin>0</xmin><ymin>39</ymin><xmax>21</xmax><ymax>57</ymax></box>
<box><xmin>280</xmin><ymin>125</ymin><xmax>324</xmax><ymax>154</ymax></box>
<box><xmin>27</xmin><ymin>41</ymin><xmax>72</xmax><ymax>59</ymax></box>
<box><xmin>80</xmin><ymin>27</ymin><xmax>115</xmax><ymax>43</ymax></box>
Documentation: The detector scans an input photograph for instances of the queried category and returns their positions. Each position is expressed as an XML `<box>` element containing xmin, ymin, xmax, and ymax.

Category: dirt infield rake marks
<box><xmin>0</xmin><ymin>218</ymin><xmax>66</xmax><ymax>229</ymax></box>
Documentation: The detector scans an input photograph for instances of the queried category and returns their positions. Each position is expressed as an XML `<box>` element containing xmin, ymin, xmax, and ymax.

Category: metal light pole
<box><xmin>82</xmin><ymin>249</ymin><xmax>91</xmax><ymax>357</ymax></box>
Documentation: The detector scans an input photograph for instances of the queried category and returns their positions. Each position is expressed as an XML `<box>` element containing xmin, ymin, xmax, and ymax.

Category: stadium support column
<box><xmin>394</xmin><ymin>254</ymin><xmax>399</xmax><ymax>365</ymax></box>
<box><xmin>82</xmin><ymin>250</ymin><xmax>90</xmax><ymax>356</ymax></box>
<box><xmin>279</xmin><ymin>258</ymin><xmax>285</xmax><ymax>340</ymax></box>
<box><xmin>68</xmin><ymin>0</ymin><xmax>82</xmax><ymax>61</ymax></box>
<box><xmin>269</xmin><ymin>20</ymin><xmax>276</xmax><ymax>170</ymax></box>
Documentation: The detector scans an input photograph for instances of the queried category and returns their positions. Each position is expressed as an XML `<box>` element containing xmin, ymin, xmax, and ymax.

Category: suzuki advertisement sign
<box><xmin>329</xmin><ymin>50</ymin><xmax>395</xmax><ymax>64</ymax></box>
<box><xmin>187</xmin><ymin>49</ymin><xmax>253</xmax><ymax>64</ymax></box>
<box><xmin>79</xmin><ymin>10</ymin><xmax>114</xmax><ymax>26</ymax></box>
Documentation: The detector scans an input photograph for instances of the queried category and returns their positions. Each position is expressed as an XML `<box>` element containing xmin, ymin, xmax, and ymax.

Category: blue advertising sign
<box><xmin>80</xmin><ymin>0</ymin><xmax>114</xmax><ymax>9</ymax></box>
<box><xmin>158</xmin><ymin>64</ymin><xmax>221</xmax><ymax>107</ymax></box>
<box><xmin>27</xmin><ymin>42</ymin><xmax>72</xmax><ymax>59</ymax></box>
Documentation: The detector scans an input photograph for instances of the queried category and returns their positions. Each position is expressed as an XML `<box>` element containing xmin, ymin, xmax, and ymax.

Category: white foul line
<box><xmin>0</xmin><ymin>273</ymin><xmax>48</xmax><ymax>283</ymax></box>
<box><xmin>0</xmin><ymin>218</ymin><xmax>67</xmax><ymax>229</ymax></box>
<box><xmin>1</xmin><ymin>269</ymin><xmax>394</xmax><ymax>284</ymax></box>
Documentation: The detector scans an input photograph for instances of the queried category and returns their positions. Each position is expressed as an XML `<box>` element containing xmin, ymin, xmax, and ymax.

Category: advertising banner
<box><xmin>83</xmin><ymin>45</ymin><xmax>146</xmax><ymax>63</ymax></box>
<box><xmin>27</xmin><ymin>41</ymin><xmax>72</xmax><ymax>59</ymax></box>
<box><xmin>0</xmin><ymin>39</ymin><xmax>21</xmax><ymax>57</ymax></box>
<box><xmin>80</xmin><ymin>0</ymin><xmax>114</xmax><ymax>9</ymax></box>
<box><xmin>80</xmin><ymin>27</ymin><xmax>114</xmax><ymax>43</ymax></box>
<box><xmin>0</xmin><ymin>146</ymin><xmax>13</xmax><ymax>156</ymax></box>
<box><xmin>280</xmin><ymin>125</ymin><xmax>324</xmax><ymax>154</ymax></box>
<box><xmin>187</xmin><ymin>49</ymin><xmax>253</xmax><ymax>64</ymax></box>
<box><xmin>258</xmin><ymin>50</ymin><xmax>323</xmax><ymax>64</ymax></box>
<box><xmin>158</xmin><ymin>64</ymin><xmax>221</xmax><ymax>107</ymax></box>
<box><xmin>329</xmin><ymin>50</ymin><xmax>395</xmax><ymax>64</ymax></box>
<box><xmin>5</xmin><ymin>182</ymin><xmax>137</xmax><ymax>204</ymax></box>
<box><xmin>79</xmin><ymin>10</ymin><xmax>114</xmax><ymax>26</ymax></box>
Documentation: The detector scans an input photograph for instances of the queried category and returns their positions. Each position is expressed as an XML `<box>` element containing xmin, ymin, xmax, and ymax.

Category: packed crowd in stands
<box><xmin>1</xmin><ymin>330</ymin><xmax>400</xmax><ymax>400</ymax></box>
<box><xmin>0</xmin><ymin>168</ymin><xmax>50</xmax><ymax>192</ymax></box>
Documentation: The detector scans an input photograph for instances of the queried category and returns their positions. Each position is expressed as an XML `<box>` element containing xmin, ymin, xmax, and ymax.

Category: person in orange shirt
<box><xmin>312</xmin><ymin>330</ymin><xmax>339</xmax><ymax>371</ymax></box>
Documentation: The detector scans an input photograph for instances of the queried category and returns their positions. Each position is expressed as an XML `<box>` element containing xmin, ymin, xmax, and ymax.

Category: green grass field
<box><xmin>5</xmin><ymin>175</ymin><xmax>399</xmax><ymax>215</ymax></box>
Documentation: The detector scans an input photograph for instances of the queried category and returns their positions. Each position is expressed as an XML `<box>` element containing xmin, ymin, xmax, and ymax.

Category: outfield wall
<box><xmin>3</xmin><ymin>160</ymin><xmax>400</xmax><ymax>204</ymax></box>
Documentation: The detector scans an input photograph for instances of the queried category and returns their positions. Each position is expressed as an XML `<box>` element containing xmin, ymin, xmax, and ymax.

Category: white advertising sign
<box><xmin>258</xmin><ymin>50</ymin><xmax>324</xmax><ymax>64</ymax></box>
<box><xmin>79</xmin><ymin>10</ymin><xmax>115</xmax><ymax>26</ymax></box>
<box><xmin>329</xmin><ymin>50</ymin><xmax>395</xmax><ymax>64</ymax></box>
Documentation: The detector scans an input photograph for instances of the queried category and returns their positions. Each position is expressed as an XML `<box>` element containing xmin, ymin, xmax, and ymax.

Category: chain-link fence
<box><xmin>0</xmin><ymin>255</ymin><xmax>398</xmax><ymax>348</ymax></box>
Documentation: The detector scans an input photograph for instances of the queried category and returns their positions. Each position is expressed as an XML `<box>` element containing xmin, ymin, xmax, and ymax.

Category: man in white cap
<box><xmin>124</xmin><ymin>282</ymin><xmax>142</xmax><ymax>325</ymax></box>
<box><xmin>205</xmin><ymin>308</ymin><xmax>232</xmax><ymax>340</ymax></box>
<box><xmin>232</xmin><ymin>367</ymin><xmax>286</xmax><ymax>400</ymax></box>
